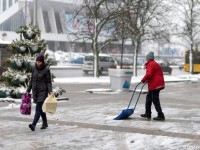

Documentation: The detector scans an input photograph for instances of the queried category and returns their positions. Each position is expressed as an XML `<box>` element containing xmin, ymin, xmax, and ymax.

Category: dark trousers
<box><xmin>145</xmin><ymin>89</ymin><xmax>164</xmax><ymax>117</ymax></box>
<box><xmin>33</xmin><ymin>102</ymin><xmax>47</xmax><ymax>126</ymax></box>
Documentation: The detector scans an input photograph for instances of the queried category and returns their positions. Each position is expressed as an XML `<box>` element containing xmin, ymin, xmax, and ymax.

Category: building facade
<box><xmin>0</xmin><ymin>0</ymin><xmax>132</xmax><ymax>53</ymax></box>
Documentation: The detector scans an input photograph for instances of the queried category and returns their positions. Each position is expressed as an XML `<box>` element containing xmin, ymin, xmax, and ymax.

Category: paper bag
<box><xmin>42</xmin><ymin>95</ymin><xmax>57</xmax><ymax>114</ymax></box>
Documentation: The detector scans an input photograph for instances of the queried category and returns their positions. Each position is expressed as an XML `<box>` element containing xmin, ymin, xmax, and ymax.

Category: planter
<box><xmin>108</xmin><ymin>68</ymin><xmax>133</xmax><ymax>92</ymax></box>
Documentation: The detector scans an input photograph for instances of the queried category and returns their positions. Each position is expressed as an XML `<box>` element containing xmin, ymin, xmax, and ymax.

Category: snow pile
<box><xmin>0</xmin><ymin>103</ymin><xmax>20</xmax><ymax>110</ymax></box>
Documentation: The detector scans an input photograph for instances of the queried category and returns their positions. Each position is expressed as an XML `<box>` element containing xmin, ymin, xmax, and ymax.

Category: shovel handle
<box><xmin>127</xmin><ymin>82</ymin><xmax>142</xmax><ymax>109</ymax></box>
<box><xmin>132</xmin><ymin>83</ymin><xmax>146</xmax><ymax>110</ymax></box>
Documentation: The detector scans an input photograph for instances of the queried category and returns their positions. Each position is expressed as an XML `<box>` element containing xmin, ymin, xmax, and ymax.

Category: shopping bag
<box><xmin>20</xmin><ymin>93</ymin><xmax>32</xmax><ymax>115</ymax></box>
<box><xmin>42</xmin><ymin>95</ymin><xmax>57</xmax><ymax>114</ymax></box>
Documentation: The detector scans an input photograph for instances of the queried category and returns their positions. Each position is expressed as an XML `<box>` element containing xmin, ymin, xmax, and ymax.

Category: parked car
<box><xmin>82</xmin><ymin>54</ymin><xmax>117</xmax><ymax>74</ymax></box>
<box><xmin>114</xmin><ymin>57</ymin><xmax>146</xmax><ymax>69</ymax></box>
<box><xmin>68</xmin><ymin>57</ymin><xmax>84</xmax><ymax>64</ymax></box>
<box><xmin>156</xmin><ymin>59</ymin><xmax>172</xmax><ymax>75</ymax></box>
<box><xmin>114</xmin><ymin>57</ymin><xmax>133</xmax><ymax>69</ymax></box>
<box><xmin>169</xmin><ymin>58</ymin><xmax>184</xmax><ymax>70</ymax></box>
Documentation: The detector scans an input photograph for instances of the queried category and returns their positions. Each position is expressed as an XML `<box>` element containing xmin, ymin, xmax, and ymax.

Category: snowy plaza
<box><xmin>1</xmin><ymin>0</ymin><xmax>200</xmax><ymax>149</ymax></box>
<box><xmin>0</xmin><ymin>75</ymin><xmax>200</xmax><ymax>150</ymax></box>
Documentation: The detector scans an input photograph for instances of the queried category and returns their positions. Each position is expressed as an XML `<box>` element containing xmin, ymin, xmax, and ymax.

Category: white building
<box><xmin>0</xmin><ymin>0</ymin><xmax>132</xmax><ymax>53</ymax></box>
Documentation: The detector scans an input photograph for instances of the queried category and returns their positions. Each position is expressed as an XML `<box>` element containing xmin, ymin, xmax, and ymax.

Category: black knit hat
<box><xmin>36</xmin><ymin>54</ymin><xmax>44</xmax><ymax>62</ymax></box>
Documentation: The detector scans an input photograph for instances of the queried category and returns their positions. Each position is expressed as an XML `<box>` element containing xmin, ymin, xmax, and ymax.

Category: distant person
<box><xmin>26</xmin><ymin>54</ymin><xmax>54</xmax><ymax>131</ymax></box>
<box><xmin>140</xmin><ymin>51</ymin><xmax>165</xmax><ymax>121</ymax></box>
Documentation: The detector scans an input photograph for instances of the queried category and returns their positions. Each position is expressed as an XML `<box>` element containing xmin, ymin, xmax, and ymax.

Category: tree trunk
<box><xmin>132</xmin><ymin>39</ymin><xmax>139</xmax><ymax>77</ymax></box>
<box><xmin>120</xmin><ymin>38</ymin><xmax>124</xmax><ymax>69</ymax></box>
<box><xmin>189</xmin><ymin>44</ymin><xmax>193</xmax><ymax>75</ymax></box>
<box><xmin>93</xmin><ymin>51</ymin><xmax>99</xmax><ymax>77</ymax></box>
<box><xmin>93</xmin><ymin>18</ymin><xmax>99</xmax><ymax>78</ymax></box>
<box><xmin>133</xmin><ymin>47</ymin><xmax>138</xmax><ymax>77</ymax></box>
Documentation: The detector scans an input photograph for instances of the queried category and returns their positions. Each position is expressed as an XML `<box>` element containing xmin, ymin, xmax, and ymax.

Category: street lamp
<box><xmin>33</xmin><ymin>0</ymin><xmax>37</xmax><ymax>26</ymax></box>
<box><xmin>190</xmin><ymin>41</ymin><xmax>193</xmax><ymax>75</ymax></box>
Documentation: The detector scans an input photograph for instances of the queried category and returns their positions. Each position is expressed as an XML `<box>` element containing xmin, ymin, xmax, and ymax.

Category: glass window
<box><xmin>85</xmin><ymin>56</ymin><xmax>94</xmax><ymax>61</ymax></box>
<box><xmin>109</xmin><ymin>57</ymin><xmax>114</xmax><ymax>62</ymax></box>
<box><xmin>9</xmin><ymin>0</ymin><xmax>12</xmax><ymax>7</ymax></box>
<box><xmin>3</xmin><ymin>0</ymin><xmax>6</xmax><ymax>11</ymax></box>
<box><xmin>55</xmin><ymin>12</ymin><xmax>63</xmax><ymax>33</ymax></box>
<box><xmin>43</xmin><ymin>11</ymin><xmax>51</xmax><ymax>33</ymax></box>
<box><xmin>47</xmin><ymin>41</ymin><xmax>55</xmax><ymax>51</ymax></box>
<box><xmin>100</xmin><ymin>57</ymin><xmax>109</xmax><ymax>62</ymax></box>
<box><xmin>0</xmin><ymin>10</ymin><xmax>24</xmax><ymax>31</ymax></box>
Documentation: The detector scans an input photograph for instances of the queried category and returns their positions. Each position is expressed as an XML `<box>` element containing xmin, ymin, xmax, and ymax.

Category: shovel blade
<box><xmin>114</xmin><ymin>109</ymin><xmax>134</xmax><ymax>120</ymax></box>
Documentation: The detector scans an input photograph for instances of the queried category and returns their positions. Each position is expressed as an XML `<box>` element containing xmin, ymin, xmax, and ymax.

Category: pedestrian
<box><xmin>26</xmin><ymin>54</ymin><xmax>54</xmax><ymax>131</ymax></box>
<box><xmin>140</xmin><ymin>51</ymin><xmax>165</xmax><ymax>121</ymax></box>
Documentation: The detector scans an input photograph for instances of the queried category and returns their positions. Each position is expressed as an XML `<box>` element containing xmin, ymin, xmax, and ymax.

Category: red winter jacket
<box><xmin>141</xmin><ymin>60</ymin><xmax>165</xmax><ymax>91</ymax></box>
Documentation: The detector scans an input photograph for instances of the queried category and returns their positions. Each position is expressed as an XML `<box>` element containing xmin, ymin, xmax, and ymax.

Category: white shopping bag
<box><xmin>42</xmin><ymin>95</ymin><xmax>57</xmax><ymax>114</ymax></box>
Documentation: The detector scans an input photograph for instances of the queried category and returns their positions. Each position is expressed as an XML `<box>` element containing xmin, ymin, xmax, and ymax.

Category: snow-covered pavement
<box><xmin>0</xmin><ymin>76</ymin><xmax>200</xmax><ymax>150</ymax></box>
<box><xmin>53</xmin><ymin>74</ymin><xmax>191</xmax><ymax>84</ymax></box>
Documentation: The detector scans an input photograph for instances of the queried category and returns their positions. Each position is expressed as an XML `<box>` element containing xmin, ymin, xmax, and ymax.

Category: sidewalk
<box><xmin>53</xmin><ymin>74</ymin><xmax>192</xmax><ymax>84</ymax></box>
<box><xmin>0</xmin><ymin>77</ymin><xmax>200</xmax><ymax>150</ymax></box>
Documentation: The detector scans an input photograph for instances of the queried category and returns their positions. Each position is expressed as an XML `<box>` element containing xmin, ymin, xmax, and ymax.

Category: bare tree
<box><xmin>170</xmin><ymin>0</ymin><xmax>200</xmax><ymax>74</ymax></box>
<box><xmin>73</xmin><ymin>0</ymin><xmax>119</xmax><ymax>77</ymax></box>
<box><xmin>112</xmin><ymin>2</ymin><xmax>131</xmax><ymax>69</ymax></box>
<box><xmin>121</xmin><ymin>0</ymin><xmax>170</xmax><ymax>76</ymax></box>
<box><xmin>71</xmin><ymin>0</ymin><xmax>169</xmax><ymax>77</ymax></box>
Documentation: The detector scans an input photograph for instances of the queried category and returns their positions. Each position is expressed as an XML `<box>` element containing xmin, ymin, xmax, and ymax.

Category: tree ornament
<box><xmin>19</xmin><ymin>46</ymin><xmax>26</xmax><ymax>52</ymax></box>
<box><xmin>26</xmin><ymin>29</ymin><xmax>33</xmax><ymax>37</ymax></box>
<box><xmin>30</xmin><ymin>44</ymin><xmax>41</xmax><ymax>54</ymax></box>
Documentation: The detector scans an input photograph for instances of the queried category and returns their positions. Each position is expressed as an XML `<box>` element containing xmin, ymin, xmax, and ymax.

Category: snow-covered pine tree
<box><xmin>0</xmin><ymin>24</ymin><xmax>65</xmax><ymax>98</ymax></box>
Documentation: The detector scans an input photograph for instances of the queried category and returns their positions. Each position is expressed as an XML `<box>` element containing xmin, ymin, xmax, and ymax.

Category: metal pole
<box><xmin>33</xmin><ymin>0</ymin><xmax>37</xmax><ymax>26</ymax></box>
<box><xmin>189</xmin><ymin>50</ymin><xmax>193</xmax><ymax>75</ymax></box>
<box><xmin>24</xmin><ymin>0</ymin><xmax>27</xmax><ymax>25</ymax></box>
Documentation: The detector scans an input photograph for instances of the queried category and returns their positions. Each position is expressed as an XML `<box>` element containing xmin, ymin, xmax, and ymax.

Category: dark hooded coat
<box><xmin>27</xmin><ymin>63</ymin><xmax>52</xmax><ymax>103</ymax></box>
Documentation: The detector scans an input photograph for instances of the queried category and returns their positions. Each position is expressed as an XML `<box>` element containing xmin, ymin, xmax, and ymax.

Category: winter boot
<box><xmin>41</xmin><ymin>122</ymin><xmax>48</xmax><ymax>129</ymax></box>
<box><xmin>29</xmin><ymin>124</ymin><xmax>35</xmax><ymax>131</ymax></box>
<box><xmin>153</xmin><ymin>116</ymin><xmax>165</xmax><ymax>121</ymax></box>
<box><xmin>140</xmin><ymin>114</ymin><xmax>151</xmax><ymax>120</ymax></box>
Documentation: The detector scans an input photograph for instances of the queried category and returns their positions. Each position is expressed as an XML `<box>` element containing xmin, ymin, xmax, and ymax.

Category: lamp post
<box><xmin>33</xmin><ymin>0</ymin><xmax>37</xmax><ymax>26</ymax></box>
<box><xmin>189</xmin><ymin>44</ymin><xmax>193</xmax><ymax>75</ymax></box>
<box><xmin>119</xmin><ymin>2</ymin><xmax>126</xmax><ymax>69</ymax></box>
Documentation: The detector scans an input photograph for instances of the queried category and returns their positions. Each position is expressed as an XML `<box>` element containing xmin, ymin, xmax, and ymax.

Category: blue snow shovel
<box><xmin>114</xmin><ymin>82</ymin><xmax>146</xmax><ymax>120</ymax></box>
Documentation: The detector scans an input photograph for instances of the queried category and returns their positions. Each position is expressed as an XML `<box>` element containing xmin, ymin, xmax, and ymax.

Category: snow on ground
<box><xmin>0</xmin><ymin>74</ymin><xmax>193</xmax><ymax>103</ymax></box>
<box><xmin>0</xmin><ymin>103</ymin><xmax>20</xmax><ymax>110</ymax></box>
<box><xmin>0</xmin><ymin>101</ymin><xmax>199</xmax><ymax>150</ymax></box>
<box><xmin>1</xmin><ymin>75</ymin><xmax>200</xmax><ymax>149</ymax></box>
<box><xmin>53</xmin><ymin>75</ymin><xmax>191</xmax><ymax>84</ymax></box>
<box><xmin>0</xmin><ymin>120</ymin><xmax>194</xmax><ymax>150</ymax></box>
<box><xmin>0</xmin><ymin>120</ymin><xmax>197</xmax><ymax>150</ymax></box>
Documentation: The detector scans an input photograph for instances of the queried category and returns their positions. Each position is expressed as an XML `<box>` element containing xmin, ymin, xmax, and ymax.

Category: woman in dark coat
<box><xmin>27</xmin><ymin>54</ymin><xmax>53</xmax><ymax>131</ymax></box>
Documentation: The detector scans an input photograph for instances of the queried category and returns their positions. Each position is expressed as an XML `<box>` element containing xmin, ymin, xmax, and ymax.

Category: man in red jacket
<box><xmin>141</xmin><ymin>51</ymin><xmax>165</xmax><ymax>121</ymax></box>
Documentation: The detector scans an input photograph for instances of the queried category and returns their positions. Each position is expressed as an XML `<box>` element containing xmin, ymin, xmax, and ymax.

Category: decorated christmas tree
<box><xmin>0</xmin><ymin>24</ymin><xmax>65</xmax><ymax>98</ymax></box>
